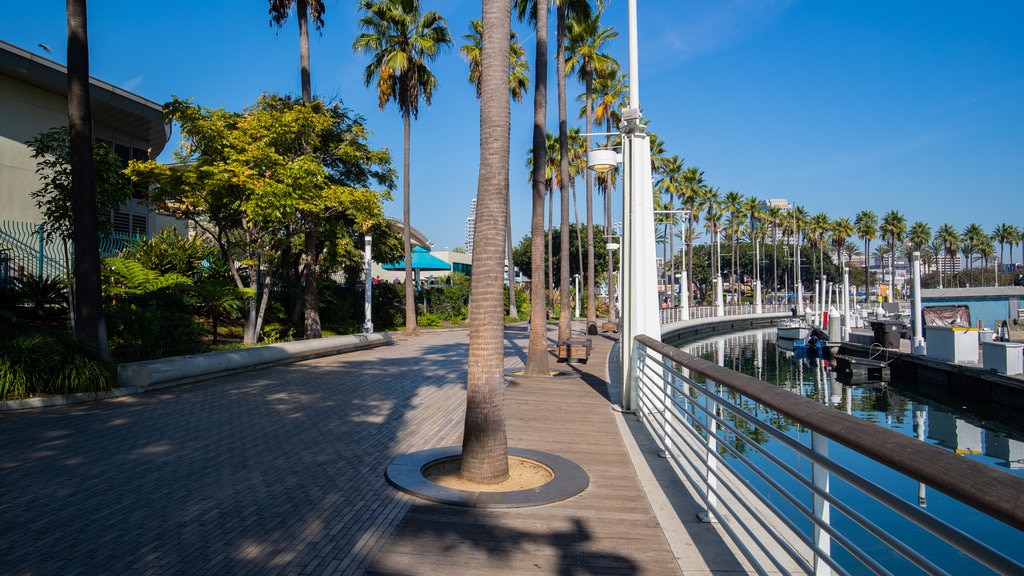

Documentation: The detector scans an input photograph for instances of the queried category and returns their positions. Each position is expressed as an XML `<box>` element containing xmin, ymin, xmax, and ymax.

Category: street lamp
<box><xmin>363</xmin><ymin>235</ymin><xmax>373</xmax><ymax>333</ymax></box>
<box><xmin>585</xmin><ymin>0</ymin><xmax>660</xmax><ymax>411</ymax></box>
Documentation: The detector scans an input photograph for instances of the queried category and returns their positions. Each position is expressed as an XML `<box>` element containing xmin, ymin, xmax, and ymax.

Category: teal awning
<box><xmin>381</xmin><ymin>246</ymin><xmax>451</xmax><ymax>271</ymax></box>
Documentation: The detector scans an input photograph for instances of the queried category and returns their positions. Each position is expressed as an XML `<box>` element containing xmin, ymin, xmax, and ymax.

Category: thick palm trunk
<box><xmin>403</xmin><ymin>113</ymin><xmax>417</xmax><ymax>334</ymax></box>
<box><xmin>556</xmin><ymin>4</ymin><xmax>571</xmax><ymax>342</ymax></box>
<box><xmin>524</xmin><ymin>0</ymin><xmax>550</xmax><ymax>377</ymax></box>
<box><xmin>66</xmin><ymin>0</ymin><xmax>106</xmax><ymax>352</ymax></box>
<box><xmin>461</xmin><ymin>0</ymin><xmax>511</xmax><ymax>484</ymax></box>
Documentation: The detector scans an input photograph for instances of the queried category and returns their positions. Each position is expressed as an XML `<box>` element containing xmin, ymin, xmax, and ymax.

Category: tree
<box><xmin>854</xmin><ymin>210</ymin><xmax>877</xmax><ymax>304</ymax></box>
<box><xmin>961</xmin><ymin>223</ymin><xmax>987</xmax><ymax>285</ymax></box>
<box><xmin>460</xmin><ymin>0</ymin><xmax>512</xmax><ymax>485</ymax></box>
<box><xmin>127</xmin><ymin>96</ymin><xmax>396</xmax><ymax>344</ymax></box>
<box><xmin>269</xmin><ymin>0</ymin><xmax>326</xmax><ymax>104</ymax></box>
<box><xmin>992</xmin><ymin>222</ymin><xmax>1014</xmax><ymax>287</ymax></box>
<box><xmin>765</xmin><ymin>203</ymin><xmax>783</xmax><ymax>299</ymax></box>
<box><xmin>27</xmin><ymin>126</ymin><xmax>133</xmax><ymax>331</ymax></box>
<box><xmin>269</xmin><ymin>0</ymin><xmax>329</xmax><ymax>337</ymax></box>
<box><xmin>935</xmin><ymin>223</ymin><xmax>961</xmax><ymax>288</ymax></box>
<box><xmin>879</xmin><ymin>210</ymin><xmax>907</xmax><ymax>301</ymax></box>
<box><xmin>566</xmin><ymin>6</ymin><xmax>616</xmax><ymax>334</ymax></box>
<box><xmin>354</xmin><ymin>0</ymin><xmax>453</xmax><ymax>336</ymax></box>
<box><xmin>743</xmin><ymin>197</ymin><xmax>763</xmax><ymax>304</ymax></box>
<box><xmin>514</xmin><ymin>0</ymin><xmax>551</xmax><ymax>377</ymax></box>
<box><xmin>65</xmin><ymin>0</ymin><xmax>106</xmax><ymax>351</ymax></box>
<box><xmin>830</xmin><ymin>217</ymin><xmax>853</xmax><ymax>275</ymax></box>
<box><xmin>591</xmin><ymin>66</ymin><xmax>624</xmax><ymax>322</ymax></box>
<box><xmin>460</xmin><ymin>17</ymin><xmax>529</xmax><ymax>322</ymax></box>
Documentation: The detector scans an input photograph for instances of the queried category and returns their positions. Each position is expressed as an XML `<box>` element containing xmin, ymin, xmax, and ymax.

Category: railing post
<box><xmin>812</xmin><ymin>430</ymin><xmax>831</xmax><ymax>576</ymax></box>
<box><xmin>699</xmin><ymin>380</ymin><xmax>719</xmax><ymax>524</ymax></box>
<box><xmin>37</xmin><ymin>223</ymin><xmax>45</xmax><ymax>278</ymax></box>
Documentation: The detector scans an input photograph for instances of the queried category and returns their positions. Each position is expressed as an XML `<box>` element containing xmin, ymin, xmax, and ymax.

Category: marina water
<box><xmin>670</xmin><ymin>327</ymin><xmax>1024</xmax><ymax>574</ymax></box>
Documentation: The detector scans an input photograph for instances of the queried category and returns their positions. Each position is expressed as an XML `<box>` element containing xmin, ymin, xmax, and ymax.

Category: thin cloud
<box><xmin>121</xmin><ymin>75</ymin><xmax>143</xmax><ymax>91</ymax></box>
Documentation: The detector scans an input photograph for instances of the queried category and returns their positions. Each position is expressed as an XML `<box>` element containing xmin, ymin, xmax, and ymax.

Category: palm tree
<box><xmin>460</xmin><ymin>0</ymin><xmax>512</xmax><ymax>485</ymax></box>
<box><xmin>681</xmin><ymin>166</ymin><xmax>706</xmax><ymax>304</ymax></box>
<box><xmin>1008</xmin><ymin>224</ymin><xmax>1022</xmax><ymax>277</ymax></box>
<box><xmin>961</xmin><ymin>223</ymin><xmax>987</xmax><ymax>286</ymax></box>
<box><xmin>743</xmin><ymin>196</ymin><xmax>763</xmax><ymax>305</ymax></box>
<box><xmin>765</xmin><ymin>204</ymin><xmax>783</xmax><ymax>302</ymax></box>
<box><xmin>353</xmin><ymin>0</ymin><xmax>452</xmax><ymax>336</ymax></box>
<box><xmin>515</xmin><ymin>0</ymin><xmax>550</xmax><ymax>377</ymax></box>
<box><xmin>992</xmin><ymin>223</ymin><xmax>1013</xmax><ymax>287</ymax></box>
<box><xmin>460</xmin><ymin>18</ymin><xmax>529</xmax><ymax>321</ymax></box>
<box><xmin>591</xmin><ymin>66</ymin><xmax>624</xmax><ymax>322</ymax></box>
<box><xmin>655</xmin><ymin>155</ymin><xmax>685</xmax><ymax>296</ymax></box>
<box><xmin>553</xmin><ymin>0</ymin><xmax>593</xmax><ymax>343</ymax></box>
<box><xmin>66</xmin><ymin>0</ymin><xmax>105</xmax><ymax>351</ymax></box>
<box><xmin>704</xmin><ymin>191</ymin><xmax>724</xmax><ymax>284</ymax></box>
<box><xmin>936</xmin><ymin>223</ymin><xmax>961</xmax><ymax>288</ymax></box>
<box><xmin>791</xmin><ymin>205</ymin><xmax>808</xmax><ymax>302</ymax></box>
<box><xmin>879</xmin><ymin>210</ymin><xmax>907</xmax><ymax>301</ymax></box>
<box><xmin>723</xmin><ymin>190</ymin><xmax>744</xmax><ymax>302</ymax></box>
<box><xmin>269</xmin><ymin>0</ymin><xmax>326</xmax><ymax>104</ymax></box>
<box><xmin>908</xmin><ymin>221</ymin><xmax>931</xmax><ymax>254</ymax></box>
<box><xmin>830</xmin><ymin>217</ymin><xmax>853</xmax><ymax>274</ymax></box>
<box><xmin>977</xmin><ymin>236</ymin><xmax>996</xmax><ymax>286</ymax></box>
<box><xmin>809</xmin><ymin>212</ymin><xmax>830</xmax><ymax>285</ymax></box>
<box><xmin>567</xmin><ymin>7</ymin><xmax>616</xmax><ymax>334</ymax></box>
<box><xmin>270</xmin><ymin>0</ymin><xmax>329</xmax><ymax>337</ymax></box>
<box><xmin>854</xmin><ymin>210</ymin><xmax>878</xmax><ymax>305</ymax></box>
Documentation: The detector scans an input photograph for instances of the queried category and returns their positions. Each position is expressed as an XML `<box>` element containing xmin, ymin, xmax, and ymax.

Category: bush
<box><xmin>106</xmin><ymin>288</ymin><xmax>203</xmax><ymax>362</ymax></box>
<box><xmin>0</xmin><ymin>332</ymin><xmax>115</xmax><ymax>401</ymax></box>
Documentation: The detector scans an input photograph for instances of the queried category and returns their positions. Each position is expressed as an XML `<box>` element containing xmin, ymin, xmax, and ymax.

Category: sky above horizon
<box><xmin>4</xmin><ymin>1</ymin><xmax>1022</xmax><ymax>258</ymax></box>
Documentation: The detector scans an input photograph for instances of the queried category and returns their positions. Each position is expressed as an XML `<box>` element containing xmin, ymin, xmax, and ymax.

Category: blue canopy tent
<box><xmin>381</xmin><ymin>246</ymin><xmax>451</xmax><ymax>289</ymax></box>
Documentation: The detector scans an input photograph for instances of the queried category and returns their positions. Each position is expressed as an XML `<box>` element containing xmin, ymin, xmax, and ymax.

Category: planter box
<box><xmin>982</xmin><ymin>341</ymin><xmax>1024</xmax><ymax>375</ymax></box>
<box><xmin>925</xmin><ymin>326</ymin><xmax>978</xmax><ymax>364</ymax></box>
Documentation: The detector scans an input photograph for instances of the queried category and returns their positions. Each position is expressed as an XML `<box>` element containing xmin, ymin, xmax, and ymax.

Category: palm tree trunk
<box><xmin>403</xmin><ymin>112</ymin><xmax>417</xmax><ymax>334</ymax></box>
<box><xmin>556</xmin><ymin>3</ymin><xmax>571</xmax><ymax>342</ymax></box>
<box><xmin>524</xmin><ymin>0</ymin><xmax>550</xmax><ymax>378</ymax></box>
<box><xmin>584</xmin><ymin>76</ymin><xmax>596</xmax><ymax>334</ymax></box>
<box><xmin>297</xmin><ymin>0</ymin><xmax>311</xmax><ymax>104</ymax></box>
<box><xmin>506</xmin><ymin>198</ymin><xmax>517</xmax><ymax>320</ymax></box>
<box><xmin>461</xmin><ymin>0</ymin><xmax>511</xmax><ymax>484</ymax></box>
<box><xmin>66</xmin><ymin>0</ymin><xmax>107</xmax><ymax>353</ymax></box>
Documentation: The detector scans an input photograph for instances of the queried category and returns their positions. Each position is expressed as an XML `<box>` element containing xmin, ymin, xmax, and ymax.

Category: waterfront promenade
<box><xmin>0</xmin><ymin>323</ymin><xmax>747</xmax><ymax>575</ymax></box>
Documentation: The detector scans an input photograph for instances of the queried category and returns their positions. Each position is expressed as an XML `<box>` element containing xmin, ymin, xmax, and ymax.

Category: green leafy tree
<box><xmin>936</xmin><ymin>223</ymin><xmax>960</xmax><ymax>288</ymax></box>
<box><xmin>880</xmin><ymin>210</ymin><xmax>907</xmax><ymax>301</ymax></box>
<box><xmin>353</xmin><ymin>0</ymin><xmax>453</xmax><ymax>336</ymax></box>
<box><xmin>855</xmin><ymin>210</ymin><xmax>877</xmax><ymax>301</ymax></box>
<box><xmin>128</xmin><ymin>95</ymin><xmax>395</xmax><ymax>344</ymax></box>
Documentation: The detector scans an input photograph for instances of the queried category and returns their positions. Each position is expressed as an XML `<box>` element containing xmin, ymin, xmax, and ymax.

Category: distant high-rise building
<box><xmin>760</xmin><ymin>198</ymin><xmax>793</xmax><ymax>244</ymax></box>
<box><xmin>465</xmin><ymin>199</ymin><xmax>477</xmax><ymax>254</ymax></box>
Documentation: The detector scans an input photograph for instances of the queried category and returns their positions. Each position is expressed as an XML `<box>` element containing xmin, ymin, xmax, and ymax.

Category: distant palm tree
<box><xmin>591</xmin><ymin>67</ymin><xmax>624</xmax><ymax>321</ymax></box>
<box><xmin>269</xmin><ymin>1</ymin><xmax>329</xmax><ymax>337</ymax></box>
<box><xmin>460</xmin><ymin>17</ymin><xmax>529</xmax><ymax>321</ymax></box>
<box><xmin>961</xmin><ymin>223</ymin><xmax>987</xmax><ymax>286</ymax></box>
<box><xmin>514</xmin><ymin>0</ymin><xmax>550</xmax><ymax>377</ymax></box>
<box><xmin>1007</xmin><ymin>224</ymin><xmax>1022</xmax><ymax>276</ymax></box>
<box><xmin>880</xmin><ymin>210</ymin><xmax>907</xmax><ymax>301</ymax></box>
<box><xmin>723</xmin><ymin>190</ymin><xmax>744</xmax><ymax>301</ymax></box>
<box><xmin>830</xmin><ymin>217</ymin><xmax>854</xmax><ymax>273</ymax></box>
<box><xmin>977</xmin><ymin>236</ymin><xmax>996</xmax><ymax>286</ymax></box>
<box><xmin>765</xmin><ymin>204</ymin><xmax>783</xmax><ymax>300</ymax></box>
<box><xmin>353</xmin><ymin>0</ymin><xmax>452</xmax><ymax>335</ymax></box>
<box><xmin>936</xmin><ymin>223</ymin><xmax>961</xmax><ymax>288</ymax></box>
<box><xmin>908</xmin><ymin>221</ymin><xmax>931</xmax><ymax>254</ymax></box>
<box><xmin>743</xmin><ymin>196</ymin><xmax>763</xmax><ymax>304</ymax></box>
<box><xmin>460</xmin><ymin>0</ymin><xmax>512</xmax><ymax>485</ymax></box>
<box><xmin>567</xmin><ymin>7</ymin><xmax>616</xmax><ymax>333</ymax></box>
<box><xmin>681</xmin><ymin>166</ymin><xmax>706</xmax><ymax>302</ymax></box>
<box><xmin>992</xmin><ymin>222</ymin><xmax>1014</xmax><ymax>287</ymax></box>
<box><xmin>66</xmin><ymin>0</ymin><xmax>105</xmax><ymax>350</ymax></box>
<box><xmin>656</xmin><ymin>155</ymin><xmax>685</xmax><ymax>292</ymax></box>
<box><xmin>855</xmin><ymin>210</ymin><xmax>878</xmax><ymax>303</ymax></box>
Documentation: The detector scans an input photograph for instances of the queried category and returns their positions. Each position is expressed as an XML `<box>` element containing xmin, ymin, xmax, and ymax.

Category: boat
<box><xmin>777</xmin><ymin>318</ymin><xmax>811</xmax><ymax>341</ymax></box>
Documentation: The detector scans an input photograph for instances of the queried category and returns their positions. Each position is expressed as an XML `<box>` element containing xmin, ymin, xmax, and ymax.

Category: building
<box><xmin>0</xmin><ymin>40</ymin><xmax>175</xmax><ymax>278</ymax></box>
<box><xmin>464</xmin><ymin>198</ymin><xmax>476</xmax><ymax>254</ymax></box>
<box><xmin>760</xmin><ymin>198</ymin><xmax>793</xmax><ymax>244</ymax></box>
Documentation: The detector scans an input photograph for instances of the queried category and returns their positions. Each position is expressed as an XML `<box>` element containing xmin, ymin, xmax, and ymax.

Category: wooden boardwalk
<box><xmin>0</xmin><ymin>323</ymin><xmax>749</xmax><ymax>575</ymax></box>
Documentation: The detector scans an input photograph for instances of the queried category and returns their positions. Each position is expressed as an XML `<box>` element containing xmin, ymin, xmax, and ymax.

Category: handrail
<box><xmin>633</xmin><ymin>333</ymin><xmax>1024</xmax><ymax>575</ymax></box>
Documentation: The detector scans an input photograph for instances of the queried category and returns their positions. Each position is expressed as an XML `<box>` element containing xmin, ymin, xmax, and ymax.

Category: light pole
<box><xmin>574</xmin><ymin>274</ymin><xmax>581</xmax><ymax>318</ymax></box>
<box><xmin>363</xmin><ymin>235</ymin><xmax>373</xmax><ymax>333</ymax></box>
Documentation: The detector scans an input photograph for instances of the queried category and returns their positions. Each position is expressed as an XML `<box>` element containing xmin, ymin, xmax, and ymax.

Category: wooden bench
<box><xmin>558</xmin><ymin>338</ymin><xmax>592</xmax><ymax>364</ymax></box>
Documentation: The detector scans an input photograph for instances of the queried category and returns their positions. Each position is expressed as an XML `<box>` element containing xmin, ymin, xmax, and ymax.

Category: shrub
<box><xmin>0</xmin><ymin>332</ymin><xmax>115</xmax><ymax>400</ymax></box>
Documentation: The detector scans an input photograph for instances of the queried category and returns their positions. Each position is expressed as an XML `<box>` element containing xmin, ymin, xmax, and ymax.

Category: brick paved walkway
<box><xmin>0</xmin><ymin>324</ymin><xmax>725</xmax><ymax>575</ymax></box>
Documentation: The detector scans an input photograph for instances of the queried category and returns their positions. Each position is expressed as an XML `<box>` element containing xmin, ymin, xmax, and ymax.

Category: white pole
<box><xmin>842</xmin><ymin>267</ymin><xmax>850</xmax><ymax>341</ymax></box>
<box><xmin>620</xmin><ymin>0</ymin><xmax>661</xmax><ymax>411</ymax></box>
<box><xmin>912</xmin><ymin>251</ymin><xmax>925</xmax><ymax>355</ymax></box>
<box><xmin>363</xmin><ymin>235</ymin><xmax>373</xmax><ymax>333</ymax></box>
<box><xmin>575</xmin><ymin>274</ymin><xmax>580</xmax><ymax>318</ymax></box>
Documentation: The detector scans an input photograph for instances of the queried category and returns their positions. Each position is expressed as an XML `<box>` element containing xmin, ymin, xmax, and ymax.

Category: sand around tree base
<box><xmin>423</xmin><ymin>456</ymin><xmax>554</xmax><ymax>492</ymax></box>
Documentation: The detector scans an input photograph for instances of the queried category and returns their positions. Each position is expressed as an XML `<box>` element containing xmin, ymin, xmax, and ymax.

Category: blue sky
<box><xmin>4</xmin><ymin>1</ymin><xmax>1022</xmax><ymax>257</ymax></box>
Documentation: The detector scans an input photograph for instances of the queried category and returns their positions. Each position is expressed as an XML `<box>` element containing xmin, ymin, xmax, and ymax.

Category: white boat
<box><xmin>777</xmin><ymin>319</ymin><xmax>811</xmax><ymax>341</ymax></box>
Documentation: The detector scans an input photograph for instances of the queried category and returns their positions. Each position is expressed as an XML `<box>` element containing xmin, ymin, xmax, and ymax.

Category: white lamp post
<box><xmin>363</xmin><ymin>235</ymin><xmax>373</xmax><ymax>333</ymax></box>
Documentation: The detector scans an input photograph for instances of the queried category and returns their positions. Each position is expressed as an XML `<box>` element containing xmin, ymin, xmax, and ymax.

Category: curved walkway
<box><xmin>0</xmin><ymin>324</ymin><xmax>743</xmax><ymax>575</ymax></box>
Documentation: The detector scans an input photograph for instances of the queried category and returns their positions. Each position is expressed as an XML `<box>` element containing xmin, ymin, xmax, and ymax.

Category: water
<box><xmin>670</xmin><ymin>327</ymin><xmax>1024</xmax><ymax>575</ymax></box>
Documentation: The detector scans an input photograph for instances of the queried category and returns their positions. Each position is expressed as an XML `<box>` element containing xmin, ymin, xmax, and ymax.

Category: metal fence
<box><xmin>631</xmin><ymin>334</ymin><xmax>1024</xmax><ymax>575</ymax></box>
<box><xmin>0</xmin><ymin>220</ymin><xmax>145</xmax><ymax>283</ymax></box>
<box><xmin>660</xmin><ymin>303</ymin><xmax>792</xmax><ymax>325</ymax></box>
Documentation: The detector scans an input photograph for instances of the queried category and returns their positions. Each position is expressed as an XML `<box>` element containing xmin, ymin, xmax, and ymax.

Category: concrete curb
<box><xmin>117</xmin><ymin>332</ymin><xmax>394</xmax><ymax>392</ymax></box>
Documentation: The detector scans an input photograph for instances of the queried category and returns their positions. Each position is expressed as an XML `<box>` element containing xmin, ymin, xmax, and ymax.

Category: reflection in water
<box><xmin>673</xmin><ymin>327</ymin><xmax>1024</xmax><ymax>473</ymax></box>
<box><xmin>670</xmin><ymin>327</ymin><xmax>1024</xmax><ymax>574</ymax></box>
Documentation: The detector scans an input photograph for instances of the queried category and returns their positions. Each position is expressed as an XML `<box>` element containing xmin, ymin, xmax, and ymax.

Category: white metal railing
<box><xmin>631</xmin><ymin>334</ymin><xmax>1024</xmax><ymax>576</ymax></box>
<box><xmin>660</xmin><ymin>303</ymin><xmax>792</xmax><ymax>325</ymax></box>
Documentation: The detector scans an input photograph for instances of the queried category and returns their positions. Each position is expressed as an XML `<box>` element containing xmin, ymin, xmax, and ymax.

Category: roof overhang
<box><xmin>0</xmin><ymin>40</ymin><xmax>169</xmax><ymax>156</ymax></box>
